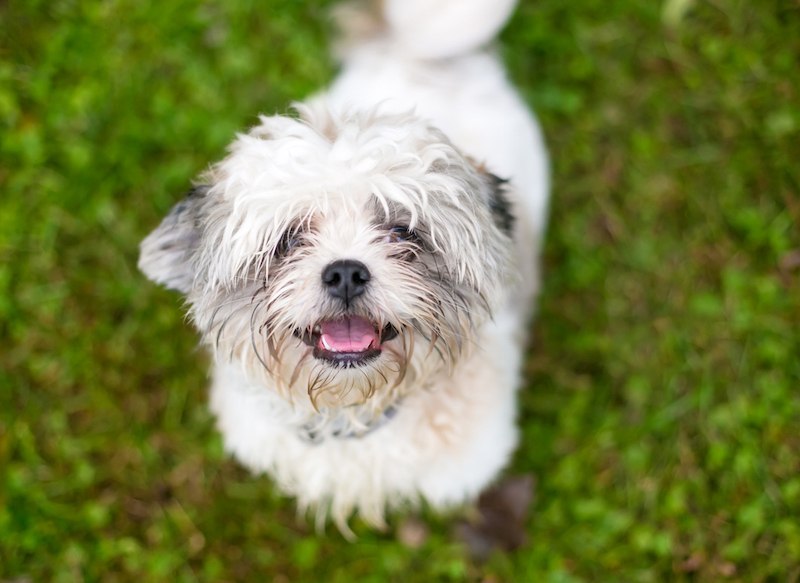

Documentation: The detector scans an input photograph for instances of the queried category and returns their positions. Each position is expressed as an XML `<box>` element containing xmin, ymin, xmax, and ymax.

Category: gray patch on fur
<box><xmin>487</xmin><ymin>174</ymin><xmax>515</xmax><ymax>236</ymax></box>
<box><xmin>138</xmin><ymin>185</ymin><xmax>209</xmax><ymax>293</ymax></box>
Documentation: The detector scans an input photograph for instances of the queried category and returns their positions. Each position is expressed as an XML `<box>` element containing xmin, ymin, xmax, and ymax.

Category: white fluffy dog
<box><xmin>139</xmin><ymin>0</ymin><xmax>548</xmax><ymax>531</ymax></box>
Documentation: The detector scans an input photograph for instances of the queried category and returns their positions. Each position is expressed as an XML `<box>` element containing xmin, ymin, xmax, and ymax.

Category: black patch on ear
<box><xmin>138</xmin><ymin>185</ymin><xmax>210</xmax><ymax>293</ymax></box>
<box><xmin>153</xmin><ymin>185</ymin><xmax>208</xmax><ymax>252</ymax></box>
<box><xmin>169</xmin><ymin>185</ymin><xmax>207</xmax><ymax>220</ymax></box>
<box><xmin>487</xmin><ymin>174</ymin><xmax>515</xmax><ymax>236</ymax></box>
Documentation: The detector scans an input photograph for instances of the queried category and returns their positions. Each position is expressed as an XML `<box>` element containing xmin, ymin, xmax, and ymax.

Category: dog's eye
<box><xmin>276</xmin><ymin>229</ymin><xmax>304</xmax><ymax>257</ymax></box>
<box><xmin>384</xmin><ymin>226</ymin><xmax>414</xmax><ymax>243</ymax></box>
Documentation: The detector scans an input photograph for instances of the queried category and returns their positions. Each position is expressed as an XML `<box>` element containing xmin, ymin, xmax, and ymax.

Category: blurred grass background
<box><xmin>1</xmin><ymin>0</ymin><xmax>799</xmax><ymax>580</ymax></box>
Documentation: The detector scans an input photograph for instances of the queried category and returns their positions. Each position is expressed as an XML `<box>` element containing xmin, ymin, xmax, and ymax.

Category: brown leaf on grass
<box><xmin>779</xmin><ymin>249</ymin><xmax>800</xmax><ymax>273</ymax></box>
<box><xmin>454</xmin><ymin>474</ymin><xmax>536</xmax><ymax>562</ymax></box>
<box><xmin>678</xmin><ymin>551</ymin><xmax>706</xmax><ymax>573</ymax></box>
<box><xmin>397</xmin><ymin>516</ymin><xmax>429</xmax><ymax>549</ymax></box>
<box><xmin>717</xmin><ymin>561</ymin><xmax>737</xmax><ymax>577</ymax></box>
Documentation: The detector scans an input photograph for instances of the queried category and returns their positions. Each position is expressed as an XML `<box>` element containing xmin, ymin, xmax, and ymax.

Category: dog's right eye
<box><xmin>275</xmin><ymin>229</ymin><xmax>304</xmax><ymax>257</ymax></box>
<box><xmin>384</xmin><ymin>226</ymin><xmax>414</xmax><ymax>244</ymax></box>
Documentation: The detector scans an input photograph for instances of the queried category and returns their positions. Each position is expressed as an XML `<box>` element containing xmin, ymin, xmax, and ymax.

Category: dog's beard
<box><xmin>191</xmin><ymin>246</ymin><xmax>483</xmax><ymax>416</ymax></box>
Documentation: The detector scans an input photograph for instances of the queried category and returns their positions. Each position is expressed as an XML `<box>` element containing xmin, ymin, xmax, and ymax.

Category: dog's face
<box><xmin>140</xmin><ymin>104</ymin><xmax>513</xmax><ymax>415</ymax></box>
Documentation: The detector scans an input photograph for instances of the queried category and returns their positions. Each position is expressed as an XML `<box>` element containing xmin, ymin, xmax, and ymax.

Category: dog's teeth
<box><xmin>313</xmin><ymin>325</ymin><xmax>321</xmax><ymax>334</ymax></box>
<box><xmin>321</xmin><ymin>336</ymin><xmax>332</xmax><ymax>350</ymax></box>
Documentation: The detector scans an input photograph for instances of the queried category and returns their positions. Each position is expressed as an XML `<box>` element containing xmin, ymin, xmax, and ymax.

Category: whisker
<box><xmin>249</xmin><ymin>298</ymin><xmax>271</xmax><ymax>372</ymax></box>
<box><xmin>290</xmin><ymin>348</ymin><xmax>312</xmax><ymax>387</ymax></box>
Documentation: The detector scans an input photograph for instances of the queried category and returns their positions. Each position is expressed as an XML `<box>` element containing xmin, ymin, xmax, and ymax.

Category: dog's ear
<box><xmin>467</xmin><ymin>158</ymin><xmax>515</xmax><ymax>236</ymax></box>
<box><xmin>485</xmin><ymin>173</ymin><xmax>515</xmax><ymax>236</ymax></box>
<box><xmin>139</xmin><ymin>185</ymin><xmax>208</xmax><ymax>293</ymax></box>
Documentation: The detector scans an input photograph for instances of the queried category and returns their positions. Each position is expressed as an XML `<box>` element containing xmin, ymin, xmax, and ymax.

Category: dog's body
<box><xmin>140</xmin><ymin>0</ymin><xmax>548</xmax><ymax>530</ymax></box>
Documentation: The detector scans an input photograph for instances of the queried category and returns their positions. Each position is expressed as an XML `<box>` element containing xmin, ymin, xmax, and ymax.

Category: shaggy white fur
<box><xmin>139</xmin><ymin>0</ymin><xmax>548</xmax><ymax>532</ymax></box>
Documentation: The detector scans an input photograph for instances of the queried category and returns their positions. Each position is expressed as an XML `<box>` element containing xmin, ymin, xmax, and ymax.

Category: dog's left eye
<box><xmin>276</xmin><ymin>229</ymin><xmax>304</xmax><ymax>257</ymax></box>
<box><xmin>384</xmin><ymin>226</ymin><xmax>413</xmax><ymax>243</ymax></box>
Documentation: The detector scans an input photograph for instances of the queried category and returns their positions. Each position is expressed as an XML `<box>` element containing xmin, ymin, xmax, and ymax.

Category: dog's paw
<box><xmin>454</xmin><ymin>473</ymin><xmax>536</xmax><ymax>561</ymax></box>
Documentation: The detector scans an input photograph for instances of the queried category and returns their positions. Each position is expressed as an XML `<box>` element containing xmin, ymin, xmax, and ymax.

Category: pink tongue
<box><xmin>319</xmin><ymin>317</ymin><xmax>379</xmax><ymax>352</ymax></box>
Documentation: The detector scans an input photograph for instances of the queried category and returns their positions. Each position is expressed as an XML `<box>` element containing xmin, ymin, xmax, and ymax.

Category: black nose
<box><xmin>322</xmin><ymin>259</ymin><xmax>371</xmax><ymax>304</ymax></box>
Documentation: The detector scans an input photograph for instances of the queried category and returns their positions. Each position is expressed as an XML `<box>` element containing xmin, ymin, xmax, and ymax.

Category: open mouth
<box><xmin>296</xmin><ymin>316</ymin><xmax>398</xmax><ymax>367</ymax></box>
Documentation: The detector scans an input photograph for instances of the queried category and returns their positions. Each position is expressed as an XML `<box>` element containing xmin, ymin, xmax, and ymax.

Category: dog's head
<box><xmin>140</xmin><ymin>103</ymin><xmax>514</xmax><ymax>414</ymax></box>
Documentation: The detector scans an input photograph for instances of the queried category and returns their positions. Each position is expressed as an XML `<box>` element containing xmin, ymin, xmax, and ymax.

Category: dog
<box><xmin>139</xmin><ymin>0</ymin><xmax>548</xmax><ymax>532</ymax></box>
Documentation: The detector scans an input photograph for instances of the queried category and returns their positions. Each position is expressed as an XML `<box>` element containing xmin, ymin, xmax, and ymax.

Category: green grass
<box><xmin>2</xmin><ymin>0</ymin><xmax>799</xmax><ymax>580</ymax></box>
